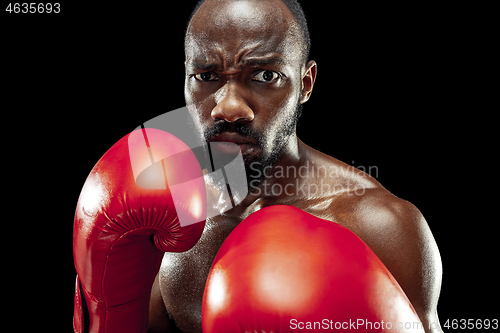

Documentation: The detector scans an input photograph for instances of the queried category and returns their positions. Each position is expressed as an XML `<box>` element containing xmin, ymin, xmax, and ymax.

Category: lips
<box><xmin>208</xmin><ymin>132</ymin><xmax>258</xmax><ymax>156</ymax></box>
<box><xmin>209</xmin><ymin>132</ymin><xmax>257</xmax><ymax>145</ymax></box>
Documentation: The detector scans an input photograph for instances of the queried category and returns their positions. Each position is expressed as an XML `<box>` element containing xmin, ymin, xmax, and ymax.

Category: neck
<box><xmin>234</xmin><ymin>133</ymin><xmax>309</xmax><ymax>213</ymax></box>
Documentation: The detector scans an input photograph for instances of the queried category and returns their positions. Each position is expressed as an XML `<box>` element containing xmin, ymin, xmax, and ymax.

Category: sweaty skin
<box><xmin>147</xmin><ymin>1</ymin><xmax>443</xmax><ymax>332</ymax></box>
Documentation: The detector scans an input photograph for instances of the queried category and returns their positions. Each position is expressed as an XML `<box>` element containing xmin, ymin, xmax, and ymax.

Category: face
<box><xmin>185</xmin><ymin>0</ymin><xmax>316</xmax><ymax>181</ymax></box>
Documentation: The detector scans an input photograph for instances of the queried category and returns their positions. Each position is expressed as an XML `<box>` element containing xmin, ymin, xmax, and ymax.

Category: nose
<box><xmin>211</xmin><ymin>82</ymin><xmax>254</xmax><ymax>123</ymax></box>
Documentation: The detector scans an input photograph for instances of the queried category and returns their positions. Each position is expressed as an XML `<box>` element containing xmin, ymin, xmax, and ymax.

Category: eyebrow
<box><xmin>191</xmin><ymin>56</ymin><xmax>286</xmax><ymax>72</ymax></box>
<box><xmin>191</xmin><ymin>62</ymin><xmax>221</xmax><ymax>72</ymax></box>
<box><xmin>243</xmin><ymin>56</ymin><xmax>286</xmax><ymax>67</ymax></box>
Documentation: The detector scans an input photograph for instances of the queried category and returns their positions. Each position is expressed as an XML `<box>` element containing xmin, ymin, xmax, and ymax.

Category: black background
<box><xmin>2</xmin><ymin>1</ymin><xmax>496</xmax><ymax>331</ymax></box>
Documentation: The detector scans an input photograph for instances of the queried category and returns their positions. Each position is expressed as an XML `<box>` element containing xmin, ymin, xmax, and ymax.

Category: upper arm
<box><xmin>148</xmin><ymin>273</ymin><xmax>180</xmax><ymax>333</ymax></box>
<box><xmin>348</xmin><ymin>192</ymin><xmax>443</xmax><ymax>332</ymax></box>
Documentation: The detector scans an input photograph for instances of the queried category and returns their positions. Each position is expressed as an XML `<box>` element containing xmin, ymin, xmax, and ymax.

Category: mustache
<box><xmin>204</xmin><ymin>121</ymin><xmax>261</xmax><ymax>143</ymax></box>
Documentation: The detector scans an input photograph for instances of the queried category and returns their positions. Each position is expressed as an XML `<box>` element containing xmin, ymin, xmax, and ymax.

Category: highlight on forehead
<box><xmin>185</xmin><ymin>0</ymin><xmax>310</xmax><ymax>64</ymax></box>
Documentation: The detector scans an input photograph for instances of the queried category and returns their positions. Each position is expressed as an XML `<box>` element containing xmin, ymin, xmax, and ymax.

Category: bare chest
<box><xmin>158</xmin><ymin>215</ymin><xmax>242</xmax><ymax>333</ymax></box>
<box><xmin>156</xmin><ymin>194</ymin><xmax>374</xmax><ymax>333</ymax></box>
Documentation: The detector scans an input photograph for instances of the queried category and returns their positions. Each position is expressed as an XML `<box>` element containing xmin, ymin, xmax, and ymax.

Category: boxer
<box><xmin>74</xmin><ymin>0</ymin><xmax>443</xmax><ymax>332</ymax></box>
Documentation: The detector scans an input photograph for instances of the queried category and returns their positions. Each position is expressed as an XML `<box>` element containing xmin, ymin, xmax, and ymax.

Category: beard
<box><xmin>203</xmin><ymin>101</ymin><xmax>303</xmax><ymax>189</ymax></box>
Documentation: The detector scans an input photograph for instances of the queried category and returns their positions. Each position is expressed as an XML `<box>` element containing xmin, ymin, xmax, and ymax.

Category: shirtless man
<box><xmin>73</xmin><ymin>0</ymin><xmax>443</xmax><ymax>332</ymax></box>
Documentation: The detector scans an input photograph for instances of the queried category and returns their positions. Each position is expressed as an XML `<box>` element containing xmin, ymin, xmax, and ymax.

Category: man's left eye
<box><xmin>252</xmin><ymin>70</ymin><xmax>281</xmax><ymax>83</ymax></box>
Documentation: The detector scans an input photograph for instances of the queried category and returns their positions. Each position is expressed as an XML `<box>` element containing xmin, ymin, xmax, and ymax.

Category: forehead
<box><xmin>185</xmin><ymin>0</ymin><xmax>303</xmax><ymax>67</ymax></box>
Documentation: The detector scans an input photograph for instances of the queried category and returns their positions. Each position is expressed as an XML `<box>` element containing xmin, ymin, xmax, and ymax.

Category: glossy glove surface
<box><xmin>73</xmin><ymin>128</ymin><xmax>206</xmax><ymax>333</ymax></box>
<box><xmin>202</xmin><ymin>205</ymin><xmax>422</xmax><ymax>332</ymax></box>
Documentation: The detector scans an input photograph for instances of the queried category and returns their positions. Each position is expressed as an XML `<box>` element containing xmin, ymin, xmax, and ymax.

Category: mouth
<box><xmin>208</xmin><ymin>132</ymin><xmax>258</xmax><ymax>155</ymax></box>
<box><xmin>208</xmin><ymin>132</ymin><xmax>257</xmax><ymax>145</ymax></box>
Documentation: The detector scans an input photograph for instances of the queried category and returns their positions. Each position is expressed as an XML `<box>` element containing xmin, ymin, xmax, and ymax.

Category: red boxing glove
<box><xmin>202</xmin><ymin>205</ymin><xmax>423</xmax><ymax>333</ymax></box>
<box><xmin>73</xmin><ymin>128</ymin><xmax>206</xmax><ymax>333</ymax></box>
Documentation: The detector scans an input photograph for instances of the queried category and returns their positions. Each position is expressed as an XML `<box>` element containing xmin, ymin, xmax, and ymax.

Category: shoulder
<box><xmin>345</xmin><ymin>188</ymin><xmax>425</xmax><ymax>229</ymax></box>
<box><xmin>303</xmin><ymin>141</ymin><xmax>442</xmax><ymax>327</ymax></box>
<box><xmin>332</xmin><ymin>187</ymin><xmax>434</xmax><ymax>264</ymax></box>
<box><xmin>300</xmin><ymin>140</ymin><xmax>436</xmax><ymax>269</ymax></box>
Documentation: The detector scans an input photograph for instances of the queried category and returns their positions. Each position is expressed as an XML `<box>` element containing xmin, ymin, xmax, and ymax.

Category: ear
<box><xmin>300</xmin><ymin>60</ymin><xmax>317</xmax><ymax>104</ymax></box>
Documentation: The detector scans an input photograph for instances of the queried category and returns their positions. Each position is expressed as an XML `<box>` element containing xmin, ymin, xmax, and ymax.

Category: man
<box><xmin>148</xmin><ymin>0</ymin><xmax>442</xmax><ymax>332</ymax></box>
<box><xmin>73</xmin><ymin>0</ymin><xmax>443</xmax><ymax>332</ymax></box>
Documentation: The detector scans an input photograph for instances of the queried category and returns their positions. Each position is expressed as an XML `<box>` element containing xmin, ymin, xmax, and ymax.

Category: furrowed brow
<box><xmin>189</xmin><ymin>56</ymin><xmax>286</xmax><ymax>72</ymax></box>
<box><xmin>191</xmin><ymin>62</ymin><xmax>222</xmax><ymax>72</ymax></box>
<box><xmin>243</xmin><ymin>56</ymin><xmax>285</xmax><ymax>67</ymax></box>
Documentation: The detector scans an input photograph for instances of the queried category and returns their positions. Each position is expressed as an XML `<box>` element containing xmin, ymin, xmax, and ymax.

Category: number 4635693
<box><xmin>443</xmin><ymin>319</ymin><xmax>498</xmax><ymax>330</ymax></box>
<box><xmin>6</xmin><ymin>3</ymin><xmax>61</xmax><ymax>14</ymax></box>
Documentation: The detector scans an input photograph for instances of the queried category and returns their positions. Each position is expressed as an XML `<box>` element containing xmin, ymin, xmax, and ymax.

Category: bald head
<box><xmin>185</xmin><ymin>0</ymin><xmax>310</xmax><ymax>65</ymax></box>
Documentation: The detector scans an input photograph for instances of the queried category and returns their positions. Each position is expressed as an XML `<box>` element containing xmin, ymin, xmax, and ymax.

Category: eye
<box><xmin>252</xmin><ymin>70</ymin><xmax>281</xmax><ymax>83</ymax></box>
<box><xmin>193</xmin><ymin>72</ymin><xmax>219</xmax><ymax>82</ymax></box>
